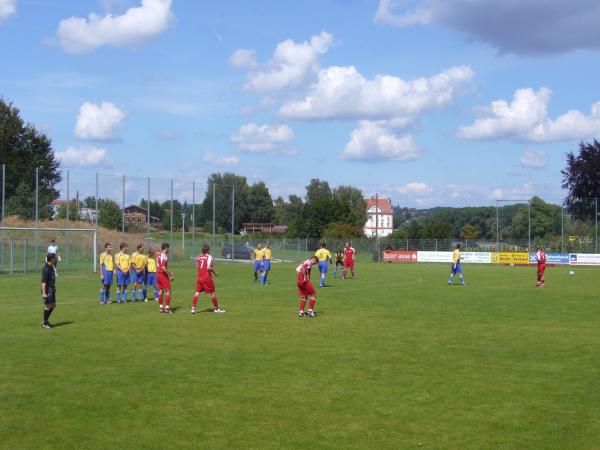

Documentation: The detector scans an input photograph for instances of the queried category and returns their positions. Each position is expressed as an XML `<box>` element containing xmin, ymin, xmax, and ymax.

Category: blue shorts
<box><xmin>116</xmin><ymin>269</ymin><xmax>130</xmax><ymax>286</ymax></box>
<box><xmin>262</xmin><ymin>260</ymin><xmax>271</xmax><ymax>271</ymax></box>
<box><xmin>146</xmin><ymin>273</ymin><xmax>157</xmax><ymax>287</ymax></box>
<box><xmin>131</xmin><ymin>269</ymin><xmax>144</xmax><ymax>283</ymax></box>
<box><xmin>451</xmin><ymin>263</ymin><xmax>462</xmax><ymax>274</ymax></box>
<box><xmin>102</xmin><ymin>268</ymin><xmax>113</xmax><ymax>286</ymax></box>
<box><xmin>253</xmin><ymin>260</ymin><xmax>262</xmax><ymax>271</ymax></box>
<box><xmin>318</xmin><ymin>261</ymin><xmax>329</xmax><ymax>274</ymax></box>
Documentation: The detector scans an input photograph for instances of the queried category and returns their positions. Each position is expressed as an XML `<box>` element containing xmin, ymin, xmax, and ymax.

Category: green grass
<box><xmin>1</xmin><ymin>262</ymin><xmax>599</xmax><ymax>449</ymax></box>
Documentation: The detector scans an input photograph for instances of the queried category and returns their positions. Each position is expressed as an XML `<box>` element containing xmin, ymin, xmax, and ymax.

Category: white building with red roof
<box><xmin>364</xmin><ymin>197</ymin><xmax>393</xmax><ymax>237</ymax></box>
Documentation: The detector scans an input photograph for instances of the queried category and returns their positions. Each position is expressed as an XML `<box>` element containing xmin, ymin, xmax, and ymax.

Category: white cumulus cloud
<box><xmin>374</xmin><ymin>0</ymin><xmax>600</xmax><ymax>55</ymax></box>
<box><xmin>279</xmin><ymin>65</ymin><xmax>473</xmax><ymax>120</ymax></box>
<box><xmin>340</xmin><ymin>121</ymin><xmax>420</xmax><ymax>162</ymax></box>
<box><xmin>56</xmin><ymin>146</ymin><xmax>114</xmax><ymax>168</ymax></box>
<box><xmin>230</xmin><ymin>123</ymin><xmax>296</xmax><ymax>155</ymax></box>
<box><xmin>0</xmin><ymin>0</ymin><xmax>16</xmax><ymax>21</ymax></box>
<box><xmin>203</xmin><ymin>151</ymin><xmax>240</xmax><ymax>166</ymax></box>
<box><xmin>229</xmin><ymin>48</ymin><xmax>258</xmax><ymax>69</ymax></box>
<box><xmin>243</xmin><ymin>31</ymin><xmax>334</xmax><ymax>92</ymax></box>
<box><xmin>457</xmin><ymin>87</ymin><xmax>600</xmax><ymax>142</ymax></box>
<box><xmin>520</xmin><ymin>150</ymin><xmax>546</xmax><ymax>168</ymax></box>
<box><xmin>394</xmin><ymin>182</ymin><xmax>433</xmax><ymax>194</ymax></box>
<box><xmin>75</xmin><ymin>102</ymin><xmax>126</xmax><ymax>141</ymax></box>
<box><xmin>57</xmin><ymin>0</ymin><xmax>172</xmax><ymax>54</ymax></box>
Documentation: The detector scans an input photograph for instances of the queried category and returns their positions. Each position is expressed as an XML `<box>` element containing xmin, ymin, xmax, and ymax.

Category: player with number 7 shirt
<box><xmin>191</xmin><ymin>245</ymin><xmax>225</xmax><ymax>314</ymax></box>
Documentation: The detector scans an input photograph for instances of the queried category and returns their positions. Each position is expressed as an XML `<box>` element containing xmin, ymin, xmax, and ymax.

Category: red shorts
<box><xmin>196</xmin><ymin>277</ymin><xmax>215</xmax><ymax>293</ymax></box>
<box><xmin>344</xmin><ymin>260</ymin><xmax>354</xmax><ymax>269</ymax></box>
<box><xmin>297</xmin><ymin>276</ymin><xmax>315</xmax><ymax>297</ymax></box>
<box><xmin>537</xmin><ymin>265</ymin><xmax>546</xmax><ymax>275</ymax></box>
<box><xmin>157</xmin><ymin>273</ymin><xmax>171</xmax><ymax>290</ymax></box>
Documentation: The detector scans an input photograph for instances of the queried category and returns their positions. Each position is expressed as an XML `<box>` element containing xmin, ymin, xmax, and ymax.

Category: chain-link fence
<box><xmin>2</xmin><ymin>163</ymin><xmax>600</xmax><ymax>273</ymax></box>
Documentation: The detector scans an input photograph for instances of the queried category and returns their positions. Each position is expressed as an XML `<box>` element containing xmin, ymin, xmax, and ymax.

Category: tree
<box><xmin>57</xmin><ymin>200</ymin><xmax>81</xmax><ymax>220</ymax></box>
<box><xmin>562</xmin><ymin>140</ymin><xmax>600</xmax><ymax>219</ymax></box>
<box><xmin>406</xmin><ymin>220</ymin><xmax>424</xmax><ymax>239</ymax></box>
<box><xmin>248</xmin><ymin>182</ymin><xmax>274</xmax><ymax>223</ymax></box>
<box><xmin>4</xmin><ymin>182</ymin><xmax>35</xmax><ymax>219</ymax></box>
<box><xmin>0</xmin><ymin>99</ymin><xmax>61</xmax><ymax>218</ymax></box>
<box><xmin>305</xmin><ymin>179</ymin><xmax>332</xmax><ymax>203</ymax></box>
<box><xmin>98</xmin><ymin>200</ymin><xmax>122</xmax><ymax>230</ymax></box>
<box><xmin>423</xmin><ymin>221</ymin><xmax>454</xmax><ymax>239</ymax></box>
<box><xmin>460</xmin><ymin>223</ymin><xmax>480</xmax><ymax>240</ymax></box>
<box><xmin>201</xmin><ymin>173</ymin><xmax>250</xmax><ymax>233</ymax></box>
<box><xmin>322</xmin><ymin>222</ymin><xmax>364</xmax><ymax>239</ymax></box>
<box><xmin>333</xmin><ymin>185</ymin><xmax>367</xmax><ymax>228</ymax></box>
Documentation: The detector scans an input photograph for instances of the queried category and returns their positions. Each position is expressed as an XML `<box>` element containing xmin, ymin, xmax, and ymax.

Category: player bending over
<box><xmin>130</xmin><ymin>244</ymin><xmax>147</xmax><ymax>302</ymax></box>
<box><xmin>448</xmin><ymin>243</ymin><xmax>467</xmax><ymax>286</ymax></box>
<box><xmin>342</xmin><ymin>242</ymin><xmax>357</xmax><ymax>279</ymax></box>
<box><xmin>334</xmin><ymin>250</ymin><xmax>344</xmax><ymax>279</ymax></box>
<box><xmin>252</xmin><ymin>243</ymin><xmax>263</xmax><ymax>282</ymax></box>
<box><xmin>261</xmin><ymin>241</ymin><xmax>272</xmax><ymax>285</ymax></box>
<box><xmin>315</xmin><ymin>242</ymin><xmax>332</xmax><ymax>287</ymax></box>
<box><xmin>99</xmin><ymin>243</ymin><xmax>114</xmax><ymax>304</ymax></box>
<box><xmin>157</xmin><ymin>243</ymin><xmax>174</xmax><ymax>313</ymax></box>
<box><xmin>191</xmin><ymin>245</ymin><xmax>225</xmax><ymax>314</ymax></box>
<box><xmin>145</xmin><ymin>248</ymin><xmax>158</xmax><ymax>301</ymax></box>
<box><xmin>297</xmin><ymin>256</ymin><xmax>319</xmax><ymax>317</ymax></box>
<box><xmin>535</xmin><ymin>246</ymin><xmax>546</xmax><ymax>287</ymax></box>
<box><xmin>115</xmin><ymin>243</ymin><xmax>132</xmax><ymax>303</ymax></box>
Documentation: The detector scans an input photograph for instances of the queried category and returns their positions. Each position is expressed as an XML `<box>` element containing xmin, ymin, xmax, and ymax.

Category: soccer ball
<box><xmin>569</xmin><ymin>270</ymin><xmax>575</xmax><ymax>276</ymax></box>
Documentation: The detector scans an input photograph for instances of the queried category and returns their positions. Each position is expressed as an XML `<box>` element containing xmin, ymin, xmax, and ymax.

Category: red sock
<box><xmin>192</xmin><ymin>296</ymin><xmax>198</xmax><ymax>308</ymax></box>
<box><xmin>299</xmin><ymin>299</ymin><xmax>306</xmax><ymax>311</ymax></box>
<box><xmin>165</xmin><ymin>293</ymin><xmax>171</xmax><ymax>307</ymax></box>
<box><xmin>158</xmin><ymin>294</ymin><xmax>163</xmax><ymax>306</ymax></box>
<box><xmin>211</xmin><ymin>296</ymin><xmax>219</xmax><ymax>309</ymax></box>
<box><xmin>309</xmin><ymin>299</ymin><xmax>315</xmax><ymax>310</ymax></box>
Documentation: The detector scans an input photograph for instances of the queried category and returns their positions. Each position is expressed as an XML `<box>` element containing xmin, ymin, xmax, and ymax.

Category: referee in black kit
<box><xmin>41</xmin><ymin>253</ymin><xmax>58</xmax><ymax>329</ymax></box>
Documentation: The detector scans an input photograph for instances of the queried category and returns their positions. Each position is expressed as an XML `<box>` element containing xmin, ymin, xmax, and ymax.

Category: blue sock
<box><xmin>459</xmin><ymin>275</ymin><xmax>465</xmax><ymax>284</ymax></box>
<box><xmin>153</xmin><ymin>288</ymin><xmax>158</xmax><ymax>299</ymax></box>
<box><xmin>105</xmin><ymin>288</ymin><xmax>110</xmax><ymax>302</ymax></box>
<box><xmin>448</xmin><ymin>275</ymin><xmax>454</xmax><ymax>285</ymax></box>
<box><xmin>261</xmin><ymin>274</ymin><xmax>266</xmax><ymax>285</ymax></box>
<box><xmin>333</xmin><ymin>269</ymin><xmax>337</xmax><ymax>278</ymax></box>
<box><xmin>320</xmin><ymin>276</ymin><xmax>325</xmax><ymax>286</ymax></box>
<box><xmin>99</xmin><ymin>288</ymin><xmax>105</xmax><ymax>303</ymax></box>
<box><xmin>123</xmin><ymin>289</ymin><xmax>128</xmax><ymax>301</ymax></box>
<box><xmin>132</xmin><ymin>289</ymin><xmax>136</xmax><ymax>301</ymax></box>
<box><xmin>116</xmin><ymin>290</ymin><xmax>121</xmax><ymax>302</ymax></box>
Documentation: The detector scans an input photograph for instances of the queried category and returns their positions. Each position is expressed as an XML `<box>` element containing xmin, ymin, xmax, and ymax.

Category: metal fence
<box><xmin>1</xmin><ymin>163</ymin><xmax>600</xmax><ymax>273</ymax></box>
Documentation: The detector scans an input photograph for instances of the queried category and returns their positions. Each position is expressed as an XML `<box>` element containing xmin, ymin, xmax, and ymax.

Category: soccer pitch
<box><xmin>1</xmin><ymin>262</ymin><xmax>599</xmax><ymax>449</ymax></box>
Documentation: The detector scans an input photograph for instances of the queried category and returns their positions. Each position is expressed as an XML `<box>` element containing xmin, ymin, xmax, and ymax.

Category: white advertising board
<box><xmin>569</xmin><ymin>253</ymin><xmax>600</xmax><ymax>266</ymax></box>
<box><xmin>417</xmin><ymin>251</ymin><xmax>453</xmax><ymax>263</ymax></box>
<box><xmin>461</xmin><ymin>252</ymin><xmax>491</xmax><ymax>264</ymax></box>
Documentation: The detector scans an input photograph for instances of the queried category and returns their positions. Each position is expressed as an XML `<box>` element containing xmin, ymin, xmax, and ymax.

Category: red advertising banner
<box><xmin>382</xmin><ymin>250</ymin><xmax>417</xmax><ymax>262</ymax></box>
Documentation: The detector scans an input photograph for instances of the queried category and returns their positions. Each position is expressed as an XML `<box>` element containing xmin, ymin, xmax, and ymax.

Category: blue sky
<box><xmin>1</xmin><ymin>0</ymin><xmax>600</xmax><ymax>207</ymax></box>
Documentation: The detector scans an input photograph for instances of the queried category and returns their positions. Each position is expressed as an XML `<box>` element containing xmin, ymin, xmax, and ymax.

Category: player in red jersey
<box><xmin>191</xmin><ymin>245</ymin><xmax>225</xmax><ymax>314</ymax></box>
<box><xmin>535</xmin><ymin>246</ymin><xmax>546</xmax><ymax>287</ymax></box>
<box><xmin>342</xmin><ymin>241</ymin><xmax>357</xmax><ymax>279</ymax></box>
<box><xmin>156</xmin><ymin>243</ymin><xmax>174</xmax><ymax>313</ymax></box>
<box><xmin>297</xmin><ymin>256</ymin><xmax>319</xmax><ymax>317</ymax></box>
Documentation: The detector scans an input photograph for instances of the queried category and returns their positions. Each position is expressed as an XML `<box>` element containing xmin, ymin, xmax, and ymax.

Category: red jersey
<box><xmin>157</xmin><ymin>252</ymin><xmax>169</xmax><ymax>275</ymax></box>
<box><xmin>344</xmin><ymin>246</ymin><xmax>356</xmax><ymax>262</ymax></box>
<box><xmin>196</xmin><ymin>254</ymin><xmax>214</xmax><ymax>280</ymax></box>
<box><xmin>296</xmin><ymin>259</ymin><xmax>313</xmax><ymax>280</ymax></box>
<box><xmin>536</xmin><ymin>250</ymin><xmax>546</xmax><ymax>266</ymax></box>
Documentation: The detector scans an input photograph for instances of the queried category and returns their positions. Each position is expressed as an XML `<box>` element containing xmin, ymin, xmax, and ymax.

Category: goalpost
<box><xmin>0</xmin><ymin>226</ymin><xmax>97</xmax><ymax>274</ymax></box>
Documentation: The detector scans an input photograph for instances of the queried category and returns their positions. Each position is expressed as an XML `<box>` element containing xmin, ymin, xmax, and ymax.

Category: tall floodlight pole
<box><xmin>496</xmin><ymin>200</ymin><xmax>499</xmax><ymax>252</ymax></box>
<box><xmin>212</xmin><ymin>183</ymin><xmax>216</xmax><ymax>246</ymax></box>
<box><xmin>35</xmin><ymin>167</ymin><xmax>39</xmax><ymax>269</ymax></box>
<box><xmin>192</xmin><ymin>181</ymin><xmax>196</xmax><ymax>257</ymax></box>
<box><xmin>561</xmin><ymin>205</ymin><xmax>564</xmax><ymax>253</ymax></box>
<box><xmin>66</xmin><ymin>170</ymin><xmax>70</xmax><ymax>265</ymax></box>
<box><xmin>147</xmin><ymin>177</ymin><xmax>151</xmax><ymax>236</ymax></box>
<box><xmin>528</xmin><ymin>199</ymin><xmax>531</xmax><ymax>252</ymax></box>
<box><xmin>121</xmin><ymin>175</ymin><xmax>125</xmax><ymax>235</ymax></box>
<box><xmin>596</xmin><ymin>198</ymin><xmax>598</xmax><ymax>253</ymax></box>
<box><xmin>181</xmin><ymin>212</ymin><xmax>186</xmax><ymax>252</ymax></box>
<box><xmin>170</xmin><ymin>179</ymin><xmax>174</xmax><ymax>256</ymax></box>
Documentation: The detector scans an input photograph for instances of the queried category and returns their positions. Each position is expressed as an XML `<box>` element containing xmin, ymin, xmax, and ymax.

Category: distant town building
<box><xmin>364</xmin><ymin>197</ymin><xmax>393</xmax><ymax>237</ymax></box>
<box><xmin>241</xmin><ymin>223</ymin><xmax>288</xmax><ymax>235</ymax></box>
<box><xmin>124</xmin><ymin>205</ymin><xmax>161</xmax><ymax>226</ymax></box>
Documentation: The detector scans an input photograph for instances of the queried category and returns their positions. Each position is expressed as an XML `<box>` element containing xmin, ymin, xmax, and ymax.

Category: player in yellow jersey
<box><xmin>131</xmin><ymin>243</ymin><xmax>147</xmax><ymax>302</ymax></box>
<box><xmin>115</xmin><ymin>243</ymin><xmax>132</xmax><ymax>303</ymax></box>
<box><xmin>448</xmin><ymin>243</ymin><xmax>467</xmax><ymax>286</ymax></box>
<box><xmin>252</xmin><ymin>243</ymin><xmax>263</xmax><ymax>282</ymax></box>
<box><xmin>145</xmin><ymin>248</ymin><xmax>158</xmax><ymax>301</ymax></box>
<box><xmin>99</xmin><ymin>243</ymin><xmax>114</xmax><ymax>304</ymax></box>
<box><xmin>315</xmin><ymin>242</ymin><xmax>333</xmax><ymax>287</ymax></box>
<box><xmin>260</xmin><ymin>241</ymin><xmax>272</xmax><ymax>285</ymax></box>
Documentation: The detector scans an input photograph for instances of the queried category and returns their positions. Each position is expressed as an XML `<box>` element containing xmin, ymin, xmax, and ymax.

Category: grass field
<box><xmin>1</xmin><ymin>261</ymin><xmax>599</xmax><ymax>449</ymax></box>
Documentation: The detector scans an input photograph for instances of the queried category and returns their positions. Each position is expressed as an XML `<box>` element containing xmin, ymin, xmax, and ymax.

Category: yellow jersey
<box><xmin>262</xmin><ymin>247</ymin><xmax>272</xmax><ymax>260</ymax></box>
<box><xmin>452</xmin><ymin>249</ymin><xmax>461</xmax><ymax>264</ymax></box>
<box><xmin>116</xmin><ymin>252</ymin><xmax>131</xmax><ymax>272</ymax></box>
<box><xmin>253</xmin><ymin>249</ymin><xmax>263</xmax><ymax>261</ymax></box>
<box><xmin>146</xmin><ymin>257</ymin><xmax>157</xmax><ymax>273</ymax></box>
<box><xmin>132</xmin><ymin>252</ymin><xmax>147</xmax><ymax>270</ymax></box>
<box><xmin>101</xmin><ymin>252</ymin><xmax>114</xmax><ymax>271</ymax></box>
<box><xmin>315</xmin><ymin>248</ymin><xmax>332</xmax><ymax>262</ymax></box>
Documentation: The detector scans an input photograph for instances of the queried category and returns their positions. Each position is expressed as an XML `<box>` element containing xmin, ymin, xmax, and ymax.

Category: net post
<box><xmin>212</xmin><ymin>182</ymin><xmax>216</xmax><ymax>247</ymax></box>
<box><xmin>170</xmin><ymin>179</ymin><xmax>174</xmax><ymax>259</ymax></box>
<box><xmin>192</xmin><ymin>180</ymin><xmax>196</xmax><ymax>257</ymax></box>
<box><xmin>147</xmin><ymin>176</ymin><xmax>151</xmax><ymax>236</ymax></box>
<box><xmin>35</xmin><ymin>167</ymin><xmax>39</xmax><ymax>270</ymax></box>
<box><xmin>93</xmin><ymin>228</ymin><xmax>97</xmax><ymax>273</ymax></box>
<box><xmin>231</xmin><ymin>185</ymin><xmax>234</xmax><ymax>262</ymax></box>
<box><xmin>66</xmin><ymin>169</ymin><xmax>70</xmax><ymax>267</ymax></box>
<box><xmin>121</xmin><ymin>175</ymin><xmax>125</xmax><ymax>236</ymax></box>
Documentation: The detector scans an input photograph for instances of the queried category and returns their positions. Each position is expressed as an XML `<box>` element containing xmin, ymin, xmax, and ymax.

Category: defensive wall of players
<box><xmin>382</xmin><ymin>250</ymin><xmax>600</xmax><ymax>266</ymax></box>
